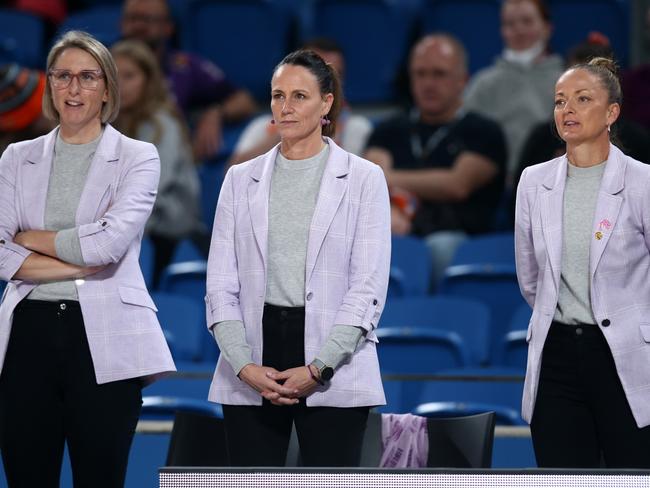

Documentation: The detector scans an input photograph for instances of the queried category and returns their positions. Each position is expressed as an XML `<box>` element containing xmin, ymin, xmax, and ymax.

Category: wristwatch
<box><xmin>311</xmin><ymin>359</ymin><xmax>334</xmax><ymax>382</ymax></box>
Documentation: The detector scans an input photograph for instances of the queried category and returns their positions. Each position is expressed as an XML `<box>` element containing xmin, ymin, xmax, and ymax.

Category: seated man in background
<box><xmin>228</xmin><ymin>37</ymin><xmax>373</xmax><ymax>166</ymax></box>
<box><xmin>364</xmin><ymin>34</ymin><xmax>507</xmax><ymax>288</ymax></box>
<box><xmin>121</xmin><ymin>0</ymin><xmax>257</xmax><ymax>160</ymax></box>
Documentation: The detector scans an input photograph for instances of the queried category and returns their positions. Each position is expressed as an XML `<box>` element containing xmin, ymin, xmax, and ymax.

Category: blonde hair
<box><xmin>43</xmin><ymin>31</ymin><xmax>119</xmax><ymax>124</ymax></box>
<box><xmin>111</xmin><ymin>39</ymin><xmax>188</xmax><ymax>146</ymax></box>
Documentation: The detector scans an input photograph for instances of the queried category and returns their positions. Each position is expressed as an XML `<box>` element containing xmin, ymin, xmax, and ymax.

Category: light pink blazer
<box><xmin>0</xmin><ymin>125</ymin><xmax>175</xmax><ymax>385</ymax></box>
<box><xmin>205</xmin><ymin>139</ymin><xmax>390</xmax><ymax>407</ymax></box>
<box><xmin>515</xmin><ymin>144</ymin><xmax>650</xmax><ymax>427</ymax></box>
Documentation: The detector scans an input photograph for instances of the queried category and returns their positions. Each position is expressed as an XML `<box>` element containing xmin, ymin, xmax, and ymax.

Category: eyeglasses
<box><xmin>48</xmin><ymin>69</ymin><xmax>104</xmax><ymax>90</ymax></box>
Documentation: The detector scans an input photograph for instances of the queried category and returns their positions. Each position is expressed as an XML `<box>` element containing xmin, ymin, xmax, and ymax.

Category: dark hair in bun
<box><xmin>570</xmin><ymin>56</ymin><xmax>621</xmax><ymax>106</ymax></box>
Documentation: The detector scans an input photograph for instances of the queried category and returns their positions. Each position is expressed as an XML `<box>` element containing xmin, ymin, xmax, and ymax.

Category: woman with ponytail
<box><xmin>515</xmin><ymin>57</ymin><xmax>650</xmax><ymax>467</ymax></box>
<box><xmin>204</xmin><ymin>50</ymin><xmax>390</xmax><ymax>466</ymax></box>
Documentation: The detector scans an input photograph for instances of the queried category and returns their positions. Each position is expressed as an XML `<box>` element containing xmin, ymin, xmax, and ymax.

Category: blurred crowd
<box><xmin>2</xmin><ymin>0</ymin><xmax>649</xmax><ymax>288</ymax></box>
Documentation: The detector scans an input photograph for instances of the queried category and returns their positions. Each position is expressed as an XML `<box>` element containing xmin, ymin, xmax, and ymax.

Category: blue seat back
<box><xmin>381</xmin><ymin>296</ymin><xmax>491</xmax><ymax>365</ymax></box>
<box><xmin>376</xmin><ymin>327</ymin><xmax>470</xmax><ymax>374</ymax></box>
<box><xmin>414</xmin><ymin>400</ymin><xmax>525</xmax><ymax>425</ymax></box>
<box><xmin>0</xmin><ymin>9</ymin><xmax>45</xmax><ymax>68</ymax></box>
<box><xmin>420</xmin><ymin>0</ymin><xmax>502</xmax><ymax>74</ymax></box>
<box><xmin>139</xmin><ymin>236</ymin><xmax>154</xmax><ymax>289</ymax></box>
<box><xmin>159</xmin><ymin>261</ymin><xmax>207</xmax><ymax>303</ymax></box>
<box><xmin>302</xmin><ymin>0</ymin><xmax>415</xmax><ymax>103</ymax></box>
<box><xmin>389</xmin><ymin>236</ymin><xmax>432</xmax><ymax>297</ymax></box>
<box><xmin>182</xmin><ymin>0</ymin><xmax>291</xmax><ymax>101</ymax></box>
<box><xmin>548</xmin><ymin>0</ymin><xmax>630</xmax><ymax>67</ymax></box>
<box><xmin>56</xmin><ymin>6</ymin><xmax>122</xmax><ymax>48</ymax></box>
<box><xmin>152</xmin><ymin>291</ymin><xmax>206</xmax><ymax>361</ymax></box>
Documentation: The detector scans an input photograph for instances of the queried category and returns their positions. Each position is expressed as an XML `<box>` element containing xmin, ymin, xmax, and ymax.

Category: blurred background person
<box><xmin>112</xmin><ymin>39</ymin><xmax>205</xmax><ymax>288</ymax></box>
<box><xmin>0</xmin><ymin>63</ymin><xmax>55</xmax><ymax>154</ymax></box>
<box><xmin>228</xmin><ymin>38</ymin><xmax>372</xmax><ymax>166</ymax></box>
<box><xmin>120</xmin><ymin>0</ymin><xmax>257</xmax><ymax>160</ymax></box>
<box><xmin>0</xmin><ymin>31</ymin><xmax>174</xmax><ymax>487</ymax></box>
<box><xmin>464</xmin><ymin>0</ymin><xmax>563</xmax><ymax>180</ymax></box>
<box><xmin>365</xmin><ymin>34</ymin><xmax>506</xmax><ymax>289</ymax></box>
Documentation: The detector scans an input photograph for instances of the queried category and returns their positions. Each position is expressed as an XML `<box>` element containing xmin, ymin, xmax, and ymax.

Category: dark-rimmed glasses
<box><xmin>48</xmin><ymin>69</ymin><xmax>104</xmax><ymax>90</ymax></box>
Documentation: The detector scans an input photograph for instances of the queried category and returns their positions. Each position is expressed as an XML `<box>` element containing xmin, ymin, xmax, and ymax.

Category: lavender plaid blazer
<box><xmin>515</xmin><ymin>144</ymin><xmax>650</xmax><ymax>427</ymax></box>
<box><xmin>0</xmin><ymin>125</ymin><xmax>175</xmax><ymax>385</ymax></box>
<box><xmin>205</xmin><ymin>139</ymin><xmax>390</xmax><ymax>407</ymax></box>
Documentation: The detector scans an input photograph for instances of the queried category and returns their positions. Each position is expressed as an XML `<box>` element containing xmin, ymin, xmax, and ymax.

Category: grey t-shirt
<box><xmin>554</xmin><ymin>160</ymin><xmax>606</xmax><ymax>325</ymax></box>
<box><xmin>28</xmin><ymin>130</ymin><xmax>100</xmax><ymax>301</ymax></box>
<box><xmin>213</xmin><ymin>143</ymin><xmax>363</xmax><ymax>376</ymax></box>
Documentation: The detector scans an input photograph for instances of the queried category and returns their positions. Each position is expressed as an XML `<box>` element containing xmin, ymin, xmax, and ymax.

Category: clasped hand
<box><xmin>239</xmin><ymin>364</ymin><xmax>319</xmax><ymax>406</ymax></box>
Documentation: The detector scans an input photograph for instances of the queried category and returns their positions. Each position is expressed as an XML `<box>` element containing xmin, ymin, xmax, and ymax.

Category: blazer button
<box><xmin>0</xmin><ymin>239</ymin><xmax>4</xmax><ymax>244</ymax></box>
<box><xmin>373</xmin><ymin>299</ymin><xmax>378</xmax><ymax>305</ymax></box>
<box><xmin>601</xmin><ymin>319</ymin><xmax>611</xmax><ymax>327</ymax></box>
<box><xmin>306</xmin><ymin>292</ymin><xmax>313</xmax><ymax>301</ymax></box>
<box><xmin>101</xmin><ymin>221</ymin><xmax>107</xmax><ymax>227</ymax></box>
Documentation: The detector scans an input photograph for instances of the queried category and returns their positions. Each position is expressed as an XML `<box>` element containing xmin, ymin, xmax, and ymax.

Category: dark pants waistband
<box><xmin>17</xmin><ymin>299</ymin><xmax>81</xmax><ymax>311</ymax></box>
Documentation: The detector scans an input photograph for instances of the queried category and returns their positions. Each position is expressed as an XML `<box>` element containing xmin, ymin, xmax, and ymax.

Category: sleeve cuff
<box><xmin>314</xmin><ymin>324</ymin><xmax>365</xmax><ymax>370</ymax></box>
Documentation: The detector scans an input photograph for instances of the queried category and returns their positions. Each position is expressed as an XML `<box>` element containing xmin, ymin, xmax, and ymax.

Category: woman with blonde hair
<box><xmin>0</xmin><ymin>31</ymin><xmax>174</xmax><ymax>487</ymax></box>
<box><xmin>112</xmin><ymin>39</ymin><xmax>203</xmax><ymax>287</ymax></box>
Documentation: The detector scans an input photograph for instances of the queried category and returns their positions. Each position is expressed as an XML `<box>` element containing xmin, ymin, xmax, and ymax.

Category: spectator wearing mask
<box><xmin>464</xmin><ymin>0</ymin><xmax>563</xmax><ymax>179</ymax></box>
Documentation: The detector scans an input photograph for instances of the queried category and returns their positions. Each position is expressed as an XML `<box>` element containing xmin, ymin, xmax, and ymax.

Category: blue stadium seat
<box><xmin>198</xmin><ymin>159</ymin><xmax>227</xmax><ymax>231</ymax></box>
<box><xmin>381</xmin><ymin>296</ymin><xmax>491</xmax><ymax>365</ymax></box>
<box><xmin>439</xmin><ymin>232</ymin><xmax>526</xmax><ymax>362</ymax></box>
<box><xmin>420</xmin><ymin>0</ymin><xmax>502</xmax><ymax>74</ymax></box>
<box><xmin>141</xmin><ymin>396</ymin><xmax>223</xmax><ymax>419</ymax></box>
<box><xmin>139</xmin><ymin>236</ymin><xmax>154</xmax><ymax>289</ymax></box>
<box><xmin>0</xmin><ymin>9</ymin><xmax>45</xmax><ymax>68</ymax></box>
<box><xmin>498</xmin><ymin>302</ymin><xmax>531</xmax><ymax>368</ymax></box>
<box><xmin>152</xmin><ymin>291</ymin><xmax>206</xmax><ymax>362</ymax></box>
<box><xmin>301</xmin><ymin>0</ymin><xmax>416</xmax><ymax>104</ymax></box>
<box><xmin>56</xmin><ymin>6</ymin><xmax>122</xmax><ymax>47</ymax></box>
<box><xmin>159</xmin><ymin>260</ymin><xmax>207</xmax><ymax>303</ymax></box>
<box><xmin>548</xmin><ymin>0</ymin><xmax>630</xmax><ymax>67</ymax></box>
<box><xmin>182</xmin><ymin>0</ymin><xmax>291</xmax><ymax>101</ymax></box>
<box><xmin>389</xmin><ymin>236</ymin><xmax>432</xmax><ymax>297</ymax></box>
<box><xmin>414</xmin><ymin>400</ymin><xmax>525</xmax><ymax>425</ymax></box>
<box><xmin>170</xmin><ymin>239</ymin><xmax>204</xmax><ymax>264</ymax></box>
<box><xmin>376</xmin><ymin>327</ymin><xmax>471</xmax><ymax>374</ymax></box>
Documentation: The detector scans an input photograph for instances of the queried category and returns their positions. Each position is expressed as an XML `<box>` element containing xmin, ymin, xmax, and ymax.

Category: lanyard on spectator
<box><xmin>409</xmin><ymin>108</ymin><xmax>465</xmax><ymax>163</ymax></box>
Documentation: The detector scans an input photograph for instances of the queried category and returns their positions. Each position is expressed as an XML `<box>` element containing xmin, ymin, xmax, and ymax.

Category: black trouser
<box><xmin>0</xmin><ymin>300</ymin><xmax>142</xmax><ymax>488</ymax></box>
<box><xmin>531</xmin><ymin>321</ymin><xmax>650</xmax><ymax>468</ymax></box>
<box><xmin>222</xmin><ymin>303</ymin><xmax>369</xmax><ymax>467</ymax></box>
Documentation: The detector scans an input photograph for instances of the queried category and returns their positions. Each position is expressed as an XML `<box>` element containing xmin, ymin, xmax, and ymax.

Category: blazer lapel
<box><xmin>539</xmin><ymin>156</ymin><xmax>567</xmax><ymax>294</ymax></box>
<box><xmin>22</xmin><ymin>128</ymin><xmax>57</xmax><ymax>230</ymax></box>
<box><xmin>589</xmin><ymin>144</ymin><xmax>625</xmax><ymax>279</ymax></box>
<box><xmin>306</xmin><ymin>139</ymin><xmax>349</xmax><ymax>284</ymax></box>
<box><xmin>247</xmin><ymin>146</ymin><xmax>277</xmax><ymax>271</ymax></box>
<box><xmin>76</xmin><ymin>125</ymin><xmax>120</xmax><ymax>225</ymax></box>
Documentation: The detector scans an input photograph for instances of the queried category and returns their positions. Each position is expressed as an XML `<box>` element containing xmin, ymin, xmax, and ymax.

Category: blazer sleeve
<box><xmin>77</xmin><ymin>145</ymin><xmax>160</xmax><ymax>266</ymax></box>
<box><xmin>0</xmin><ymin>144</ymin><xmax>33</xmax><ymax>281</ymax></box>
<box><xmin>205</xmin><ymin>167</ymin><xmax>243</xmax><ymax>327</ymax></box>
<box><xmin>514</xmin><ymin>167</ymin><xmax>538</xmax><ymax>308</ymax></box>
<box><xmin>334</xmin><ymin>164</ymin><xmax>391</xmax><ymax>335</ymax></box>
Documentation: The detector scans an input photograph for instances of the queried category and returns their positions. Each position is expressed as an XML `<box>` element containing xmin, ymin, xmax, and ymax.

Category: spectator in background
<box><xmin>112</xmin><ymin>40</ymin><xmax>204</xmax><ymax>288</ymax></box>
<box><xmin>121</xmin><ymin>0</ymin><xmax>257</xmax><ymax>160</ymax></box>
<box><xmin>364</xmin><ymin>34</ymin><xmax>506</xmax><ymax>288</ymax></box>
<box><xmin>228</xmin><ymin>38</ymin><xmax>372</xmax><ymax>166</ymax></box>
<box><xmin>511</xmin><ymin>33</ymin><xmax>650</xmax><ymax>222</ymax></box>
<box><xmin>464</xmin><ymin>0</ymin><xmax>563</xmax><ymax>179</ymax></box>
<box><xmin>0</xmin><ymin>63</ymin><xmax>55</xmax><ymax>154</ymax></box>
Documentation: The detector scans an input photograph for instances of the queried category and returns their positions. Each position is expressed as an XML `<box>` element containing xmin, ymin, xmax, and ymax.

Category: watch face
<box><xmin>320</xmin><ymin>366</ymin><xmax>334</xmax><ymax>381</ymax></box>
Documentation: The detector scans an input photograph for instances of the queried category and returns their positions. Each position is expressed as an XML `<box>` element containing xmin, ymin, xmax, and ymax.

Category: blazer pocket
<box><xmin>118</xmin><ymin>285</ymin><xmax>158</xmax><ymax>311</ymax></box>
<box><xmin>640</xmin><ymin>325</ymin><xmax>650</xmax><ymax>343</ymax></box>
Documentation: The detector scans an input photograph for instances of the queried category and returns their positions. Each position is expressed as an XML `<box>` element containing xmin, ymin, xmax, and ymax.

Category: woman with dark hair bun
<box><xmin>515</xmin><ymin>57</ymin><xmax>650</xmax><ymax>468</ymax></box>
<box><xmin>205</xmin><ymin>50</ymin><xmax>390</xmax><ymax>466</ymax></box>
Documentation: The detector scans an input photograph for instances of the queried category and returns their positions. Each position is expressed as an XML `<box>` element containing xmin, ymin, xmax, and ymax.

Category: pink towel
<box><xmin>380</xmin><ymin>413</ymin><xmax>428</xmax><ymax>468</ymax></box>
